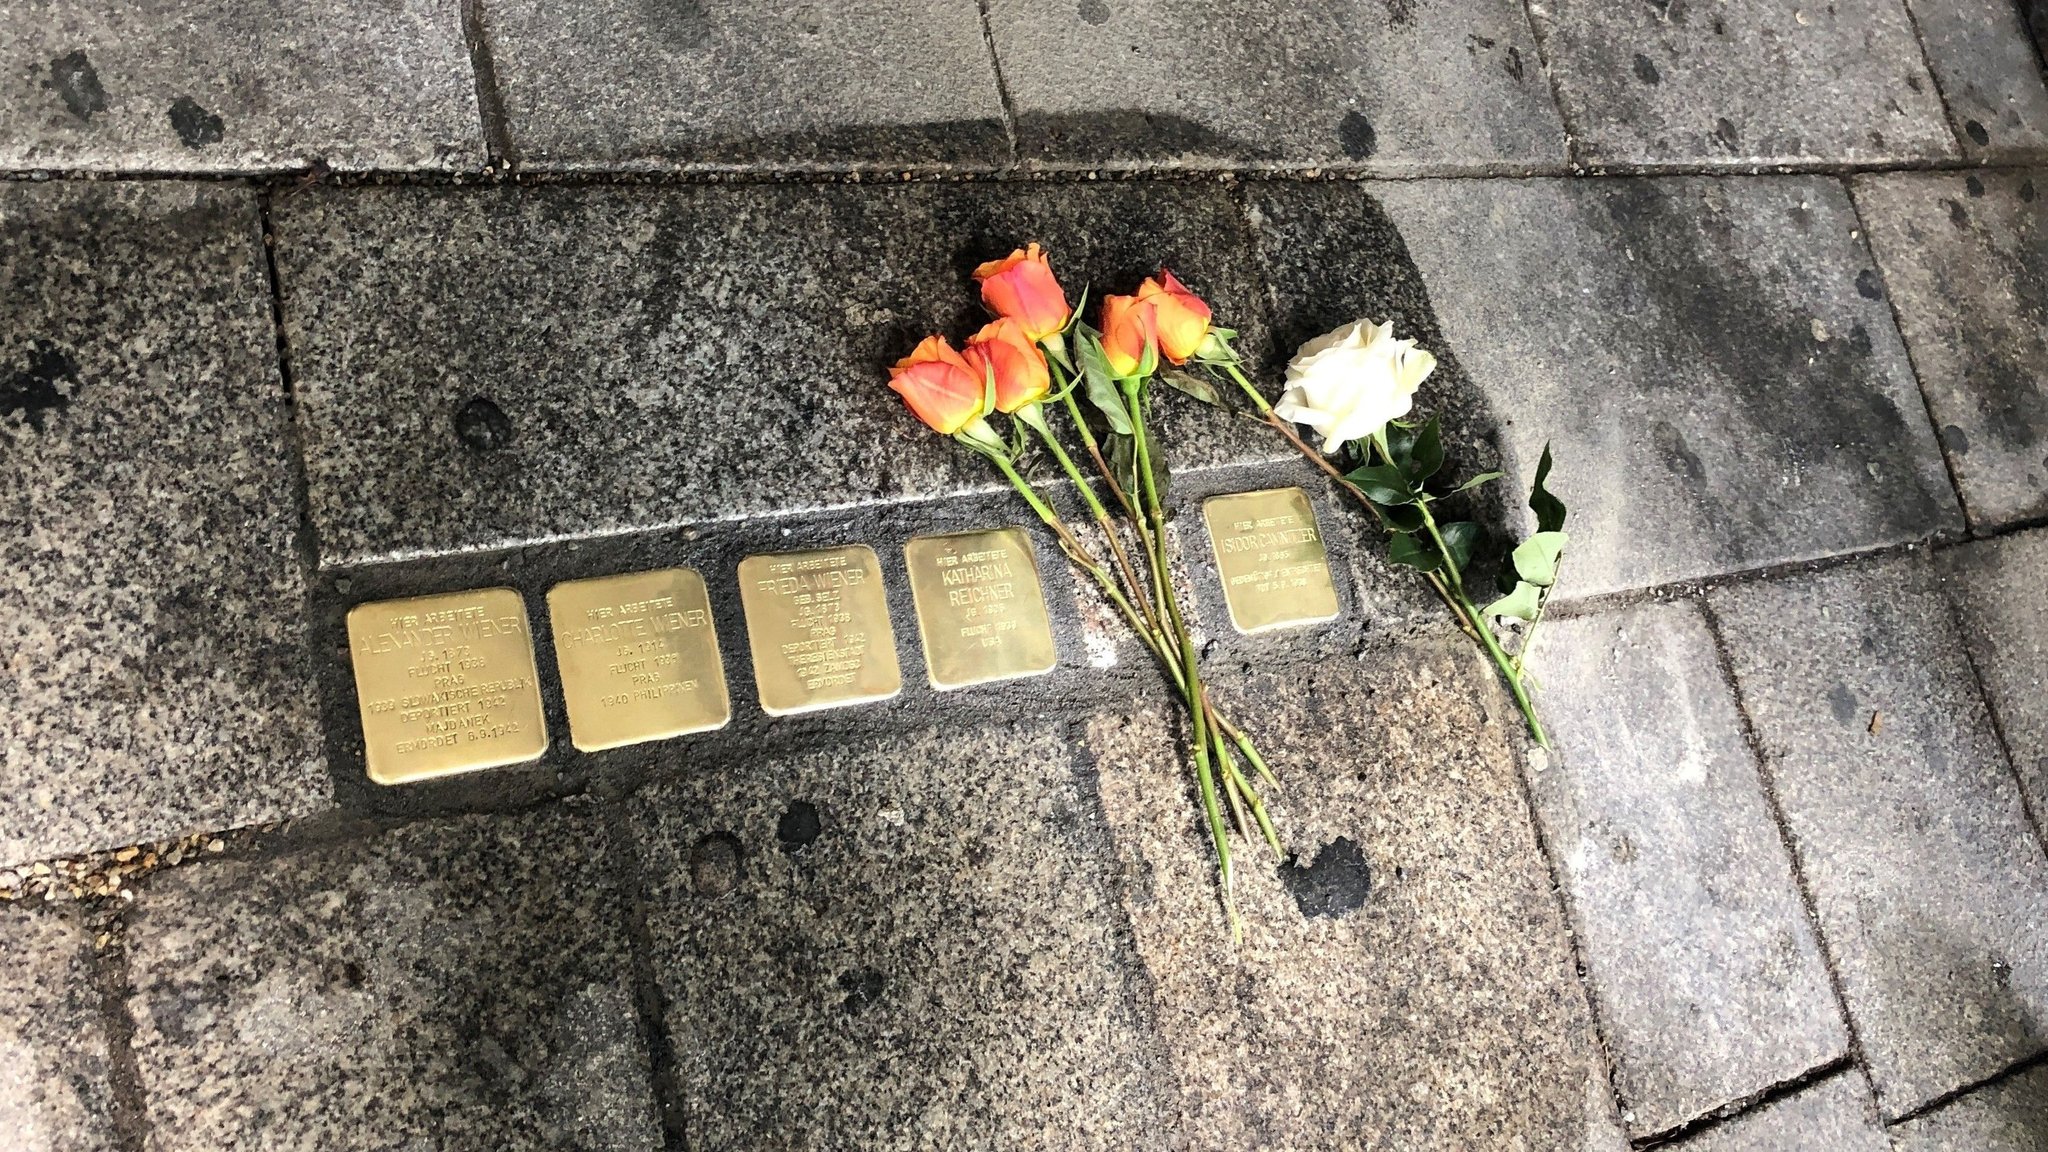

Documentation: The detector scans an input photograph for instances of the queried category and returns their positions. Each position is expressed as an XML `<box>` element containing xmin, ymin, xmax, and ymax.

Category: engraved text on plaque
<box><xmin>1202</xmin><ymin>488</ymin><xmax>1341</xmax><ymax>633</ymax></box>
<box><xmin>346</xmin><ymin>587</ymin><xmax>548</xmax><ymax>784</ymax></box>
<box><xmin>904</xmin><ymin>527</ymin><xmax>1057</xmax><ymax>690</ymax></box>
<box><xmin>547</xmin><ymin>568</ymin><xmax>731</xmax><ymax>752</ymax></box>
<box><xmin>738</xmin><ymin>545</ymin><xmax>901</xmax><ymax>715</ymax></box>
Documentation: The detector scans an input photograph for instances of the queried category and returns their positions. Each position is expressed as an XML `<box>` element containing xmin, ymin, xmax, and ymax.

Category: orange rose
<box><xmin>1137</xmin><ymin>269</ymin><xmax>1212</xmax><ymax>364</ymax></box>
<box><xmin>1099</xmin><ymin>294</ymin><xmax>1158</xmax><ymax>379</ymax></box>
<box><xmin>973</xmin><ymin>243</ymin><xmax>1071</xmax><ymax>343</ymax></box>
<box><xmin>888</xmin><ymin>335</ymin><xmax>986</xmax><ymax>435</ymax></box>
<box><xmin>962</xmin><ymin>317</ymin><xmax>1051</xmax><ymax>413</ymax></box>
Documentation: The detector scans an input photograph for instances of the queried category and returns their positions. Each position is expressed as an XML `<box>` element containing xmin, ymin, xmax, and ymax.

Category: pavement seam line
<box><xmin>83</xmin><ymin>905</ymin><xmax>155</xmax><ymax>1152</ymax></box>
<box><xmin>1896</xmin><ymin>0</ymin><xmax>1972</xmax><ymax>159</ymax></box>
<box><xmin>1630</xmin><ymin>1057</ymin><xmax>1856</xmax><ymax>1149</ymax></box>
<box><xmin>1839</xmin><ymin>174</ymin><xmax>1978</xmax><ymax>535</ymax></box>
<box><xmin>972</xmin><ymin>0</ymin><xmax>1021</xmax><ymax>168</ymax></box>
<box><xmin>1695</xmin><ymin>593</ymin><xmax>1883</xmax><ymax>1116</ymax></box>
<box><xmin>595</xmin><ymin>797</ymin><xmax>692</xmax><ymax>1152</ymax></box>
<box><xmin>1511</xmin><ymin>0</ymin><xmax>1584</xmax><ymax>168</ymax></box>
<box><xmin>459</xmin><ymin>0</ymin><xmax>517</xmax><ymax>168</ymax></box>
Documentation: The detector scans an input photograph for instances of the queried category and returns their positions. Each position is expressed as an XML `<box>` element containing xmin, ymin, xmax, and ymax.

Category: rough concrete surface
<box><xmin>0</xmin><ymin>181</ymin><xmax>330</xmax><ymax>868</ymax></box>
<box><xmin>1711</xmin><ymin>555</ymin><xmax>2048</xmax><ymax>1118</ymax></box>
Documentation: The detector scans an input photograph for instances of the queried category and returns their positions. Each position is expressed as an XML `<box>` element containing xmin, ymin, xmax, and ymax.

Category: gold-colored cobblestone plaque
<box><xmin>346</xmin><ymin>587</ymin><xmax>548</xmax><ymax>785</ymax></box>
<box><xmin>905</xmin><ymin>527</ymin><xmax>1057</xmax><ymax>690</ymax></box>
<box><xmin>1202</xmin><ymin>487</ymin><xmax>1340</xmax><ymax>634</ymax></box>
<box><xmin>738</xmin><ymin>545</ymin><xmax>901</xmax><ymax>715</ymax></box>
<box><xmin>547</xmin><ymin>568</ymin><xmax>730</xmax><ymax>752</ymax></box>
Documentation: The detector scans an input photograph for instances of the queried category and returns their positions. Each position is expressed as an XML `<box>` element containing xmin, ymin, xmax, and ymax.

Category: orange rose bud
<box><xmin>1099</xmin><ymin>294</ymin><xmax>1158</xmax><ymax>379</ymax></box>
<box><xmin>888</xmin><ymin>335</ymin><xmax>986</xmax><ymax>435</ymax></box>
<box><xmin>962</xmin><ymin>317</ymin><xmax>1051</xmax><ymax>413</ymax></box>
<box><xmin>973</xmin><ymin>243</ymin><xmax>1071</xmax><ymax>343</ymax></box>
<box><xmin>1137</xmin><ymin>269</ymin><xmax>1212</xmax><ymax>365</ymax></box>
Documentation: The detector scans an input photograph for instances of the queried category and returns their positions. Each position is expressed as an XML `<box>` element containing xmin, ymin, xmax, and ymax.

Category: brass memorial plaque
<box><xmin>737</xmin><ymin>545</ymin><xmax>902</xmax><ymax>715</ymax></box>
<box><xmin>1202</xmin><ymin>487</ymin><xmax>1341</xmax><ymax>634</ymax></box>
<box><xmin>346</xmin><ymin>588</ymin><xmax>548</xmax><ymax>785</ymax></box>
<box><xmin>547</xmin><ymin>568</ymin><xmax>730</xmax><ymax>752</ymax></box>
<box><xmin>904</xmin><ymin>527</ymin><xmax>1058</xmax><ymax>690</ymax></box>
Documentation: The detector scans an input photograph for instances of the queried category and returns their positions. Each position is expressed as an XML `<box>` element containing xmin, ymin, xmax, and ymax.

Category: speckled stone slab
<box><xmin>1674</xmin><ymin>1073</ymin><xmax>1889</xmax><ymax>1152</ymax></box>
<box><xmin>1949</xmin><ymin>529</ymin><xmax>2048</xmax><ymax>825</ymax></box>
<box><xmin>983</xmin><ymin>0</ymin><xmax>1566</xmax><ymax>171</ymax></box>
<box><xmin>484</xmin><ymin>0</ymin><xmax>1005</xmax><ymax>169</ymax></box>
<box><xmin>1710</xmin><ymin>555</ymin><xmax>2048</xmax><ymax>1119</ymax></box>
<box><xmin>0</xmin><ymin>904</ymin><xmax>120</xmax><ymax>1152</ymax></box>
<box><xmin>1085</xmin><ymin>640</ymin><xmax>1607</xmax><ymax>1148</ymax></box>
<box><xmin>1336</xmin><ymin>176</ymin><xmax>1960</xmax><ymax>597</ymax></box>
<box><xmin>1855</xmin><ymin>170</ymin><xmax>2048</xmax><ymax>529</ymax></box>
<box><xmin>1527</xmin><ymin>0</ymin><xmax>1953</xmax><ymax>166</ymax></box>
<box><xmin>1890</xmin><ymin>1064</ymin><xmax>2048</xmax><ymax>1151</ymax></box>
<box><xmin>276</xmin><ymin>180</ymin><xmax>1278</xmax><ymax>567</ymax></box>
<box><xmin>1907</xmin><ymin>0</ymin><xmax>2048</xmax><ymax>159</ymax></box>
<box><xmin>1528</xmin><ymin>601</ymin><xmax>1846</xmax><ymax>1137</ymax></box>
<box><xmin>624</xmin><ymin>721</ymin><xmax>1181</xmax><ymax>1150</ymax></box>
<box><xmin>123</xmin><ymin>803</ymin><xmax>661</xmax><ymax>1152</ymax></box>
<box><xmin>0</xmin><ymin>0</ymin><xmax>482</xmax><ymax>172</ymax></box>
<box><xmin>0</xmin><ymin>182</ymin><xmax>329</xmax><ymax>868</ymax></box>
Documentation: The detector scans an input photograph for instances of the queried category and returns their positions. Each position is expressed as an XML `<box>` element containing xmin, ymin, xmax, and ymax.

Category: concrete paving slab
<box><xmin>1891</xmin><ymin>1064</ymin><xmax>2048</xmax><ymax>1152</ymax></box>
<box><xmin>1949</xmin><ymin>528</ymin><xmax>2048</xmax><ymax>826</ymax></box>
<box><xmin>0</xmin><ymin>0</ymin><xmax>482</xmax><ymax>172</ymax></box>
<box><xmin>624</xmin><ymin>721</ymin><xmax>1180</xmax><ymax>1150</ymax></box>
<box><xmin>1360</xmin><ymin>175</ymin><xmax>1959</xmax><ymax>598</ymax></box>
<box><xmin>1670</xmin><ymin>1073</ymin><xmax>1888</xmax><ymax>1152</ymax></box>
<box><xmin>484</xmin><ymin>0</ymin><xmax>1006</xmax><ymax>169</ymax></box>
<box><xmin>0</xmin><ymin>181</ymin><xmax>329</xmax><ymax>869</ymax></box>
<box><xmin>1085</xmin><ymin>640</ymin><xmax>1607</xmax><ymax>1148</ymax></box>
<box><xmin>1907</xmin><ymin>0</ymin><xmax>2048</xmax><ymax>159</ymax></box>
<box><xmin>1855</xmin><ymin>169</ymin><xmax>2048</xmax><ymax>530</ymax></box>
<box><xmin>123</xmin><ymin>803</ymin><xmax>661</xmax><ymax>1152</ymax></box>
<box><xmin>0</xmin><ymin>904</ymin><xmax>120</xmax><ymax>1152</ymax></box>
<box><xmin>276</xmin><ymin>180</ymin><xmax>1276</xmax><ymax>568</ymax></box>
<box><xmin>1710</xmin><ymin>555</ymin><xmax>2048</xmax><ymax>1118</ymax></box>
<box><xmin>1529</xmin><ymin>601</ymin><xmax>1846</xmax><ymax>1137</ymax></box>
<box><xmin>984</xmin><ymin>0</ymin><xmax>1566</xmax><ymax>171</ymax></box>
<box><xmin>1527</xmin><ymin>0</ymin><xmax>1953</xmax><ymax>166</ymax></box>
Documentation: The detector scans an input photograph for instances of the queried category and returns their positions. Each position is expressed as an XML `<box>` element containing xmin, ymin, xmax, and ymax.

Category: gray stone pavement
<box><xmin>5</xmin><ymin>1</ymin><xmax>2048</xmax><ymax>1149</ymax></box>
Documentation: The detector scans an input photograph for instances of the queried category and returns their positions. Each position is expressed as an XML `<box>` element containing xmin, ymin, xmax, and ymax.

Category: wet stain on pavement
<box><xmin>1278</xmin><ymin>836</ymin><xmax>1372</xmax><ymax>919</ymax></box>
<box><xmin>46</xmin><ymin>51</ymin><xmax>107</xmax><ymax>122</ymax></box>
<box><xmin>2</xmin><ymin>341</ymin><xmax>81</xmax><ymax>432</ymax></box>
<box><xmin>168</xmin><ymin>96</ymin><xmax>224</xmax><ymax>148</ymax></box>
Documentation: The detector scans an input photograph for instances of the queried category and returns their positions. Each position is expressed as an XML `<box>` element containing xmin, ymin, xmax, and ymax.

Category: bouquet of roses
<box><xmin>885</xmin><ymin>246</ymin><xmax>1280</xmax><ymax>936</ymax></box>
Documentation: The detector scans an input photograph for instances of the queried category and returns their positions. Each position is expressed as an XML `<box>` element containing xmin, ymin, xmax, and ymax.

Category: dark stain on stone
<box><xmin>1279</xmin><ymin>837</ymin><xmax>1372</xmax><ymax>919</ymax></box>
<box><xmin>2022</xmin><ymin>180</ymin><xmax>2037</xmax><ymax>203</ymax></box>
<box><xmin>168</xmin><ymin>96</ymin><xmax>224</xmax><ymax>148</ymax></box>
<box><xmin>2</xmin><ymin>340</ymin><xmax>81</xmax><ymax>432</ymax></box>
<box><xmin>1905</xmin><ymin>74</ymin><xmax>1924</xmax><ymax>93</ymax></box>
<box><xmin>1855</xmin><ymin>269</ymin><xmax>1884</xmax><ymax>300</ymax></box>
<box><xmin>1077</xmin><ymin>0</ymin><xmax>1110</xmax><ymax>24</ymax></box>
<box><xmin>1381</xmin><ymin>0</ymin><xmax>1416</xmax><ymax>26</ymax></box>
<box><xmin>1338</xmin><ymin>110</ymin><xmax>1378</xmax><ymax>160</ymax></box>
<box><xmin>1965</xmin><ymin>175</ymin><xmax>1986</xmax><ymax>198</ymax></box>
<box><xmin>1964</xmin><ymin>119</ymin><xmax>1990</xmax><ymax>147</ymax></box>
<box><xmin>1945</xmin><ymin>198</ymin><xmax>1970</xmax><ymax>229</ymax></box>
<box><xmin>1712</xmin><ymin>117</ymin><xmax>1740</xmax><ymax>151</ymax></box>
<box><xmin>1468</xmin><ymin>33</ymin><xmax>1497</xmax><ymax>51</ymax></box>
<box><xmin>777</xmin><ymin>799</ymin><xmax>822</xmax><ymax>852</ymax></box>
<box><xmin>454</xmin><ymin>396</ymin><xmax>515</xmax><ymax>452</ymax></box>
<box><xmin>837</xmin><ymin>967</ymin><xmax>885</xmax><ymax>1014</ymax></box>
<box><xmin>1942</xmin><ymin>424</ymin><xmax>1971</xmax><ymax>456</ymax></box>
<box><xmin>1654</xmin><ymin>420</ymin><xmax>1708</xmax><ymax>484</ymax></box>
<box><xmin>1504</xmin><ymin>45</ymin><xmax>1525</xmax><ymax>82</ymax></box>
<box><xmin>1632</xmin><ymin>53</ymin><xmax>1661</xmax><ymax>84</ymax></box>
<box><xmin>45</xmin><ymin>50</ymin><xmax>107</xmax><ymax>122</ymax></box>
<box><xmin>689</xmin><ymin>832</ymin><xmax>742</xmax><ymax>896</ymax></box>
<box><xmin>1828</xmin><ymin>681</ymin><xmax>1858</xmax><ymax>725</ymax></box>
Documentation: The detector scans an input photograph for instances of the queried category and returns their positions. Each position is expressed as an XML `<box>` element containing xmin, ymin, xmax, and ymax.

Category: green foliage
<box><xmin>1438</xmin><ymin>522</ymin><xmax>1482</xmax><ymax>574</ymax></box>
<box><xmin>1387</xmin><ymin>532</ymin><xmax>1442</xmax><ymax>572</ymax></box>
<box><xmin>1161</xmin><ymin>369</ymin><xmax>1223</xmax><ymax>407</ymax></box>
<box><xmin>1451</xmin><ymin>470</ymin><xmax>1504</xmax><ymax>494</ymax></box>
<box><xmin>1511</xmin><ymin>531</ymin><xmax>1568</xmax><ymax>588</ymax></box>
<box><xmin>1345</xmin><ymin>463</ymin><xmax>1417</xmax><ymax>506</ymax></box>
<box><xmin>1485</xmin><ymin>581</ymin><xmax>1543</xmax><ymax>621</ymax></box>
<box><xmin>1074</xmin><ymin>328</ymin><xmax>1132</xmax><ymax>435</ymax></box>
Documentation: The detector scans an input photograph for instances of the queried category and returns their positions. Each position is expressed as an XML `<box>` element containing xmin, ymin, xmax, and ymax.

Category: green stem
<box><xmin>1123</xmin><ymin>372</ymin><xmax>1235</xmax><ymax>937</ymax></box>
<box><xmin>1018</xmin><ymin>402</ymin><xmax>1163</xmax><ymax>642</ymax></box>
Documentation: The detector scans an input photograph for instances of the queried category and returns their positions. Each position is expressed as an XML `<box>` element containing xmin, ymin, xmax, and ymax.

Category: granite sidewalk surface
<box><xmin>5</xmin><ymin>0</ymin><xmax>2048</xmax><ymax>1149</ymax></box>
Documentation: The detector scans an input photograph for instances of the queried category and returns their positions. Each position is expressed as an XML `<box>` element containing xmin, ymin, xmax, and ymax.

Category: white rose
<box><xmin>1272</xmin><ymin>319</ymin><xmax>1438</xmax><ymax>452</ymax></box>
